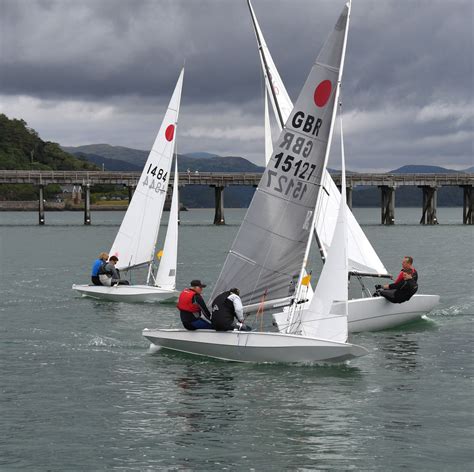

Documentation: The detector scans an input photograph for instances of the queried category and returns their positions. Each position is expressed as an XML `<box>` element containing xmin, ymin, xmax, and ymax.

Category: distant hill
<box><xmin>463</xmin><ymin>166</ymin><xmax>474</xmax><ymax>173</ymax></box>
<box><xmin>62</xmin><ymin>144</ymin><xmax>147</xmax><ymax>165</ymax></box>
<box><xmin>64</xmin><ymin>144</ymin><xmax>264</xmax><ymax>173</ymax></box>
<box><xmin>391</xmin><ymin>164</ymin><xmax>461</xmax><ymax>174</ymax></box>
<box><xmin>74</xmin><ymin>152</ymin><xmax>142</xmax><ymax>172</ymax></box>
<box><xmin>183</xmin><ymin>152</ymin><xmax>220</xmax><ymax>159</ymax></box>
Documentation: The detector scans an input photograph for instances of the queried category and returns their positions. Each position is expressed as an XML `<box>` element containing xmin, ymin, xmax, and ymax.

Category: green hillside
<box><xmin>0</xmin><ymin>114</ymin><xmax>99</xmax><ymax>201</ymax></box>
<box><xmin>0</xmin><ymin>114</ymin><xmax>97</xmax><ymax>171</ymax></box>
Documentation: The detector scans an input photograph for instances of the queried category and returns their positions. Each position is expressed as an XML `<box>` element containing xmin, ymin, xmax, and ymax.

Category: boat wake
<box><xmin>432</xmin><ymin>301</ymin><xmax>474</xmax><ymax>317</ymax></box>
<box><xmin>87</xmin><ymin>335</ymin><xmax>120</xmax><ymax>348</ymax></box>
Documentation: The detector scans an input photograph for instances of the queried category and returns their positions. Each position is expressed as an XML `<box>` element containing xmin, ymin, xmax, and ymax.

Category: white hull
<box><xmin>142</xmin><ymin>329</ymin><xmax>368</xmax><ymax>363</ymax></box>
<box><xmin>72</xmin><ymin>284</ymin><xmax>179</xmax><ymax>303</ymax></box>
<box><xmin>272</xmin><ymin>294</ymin><xmax>440</xmax><ymax>333</ymax></box>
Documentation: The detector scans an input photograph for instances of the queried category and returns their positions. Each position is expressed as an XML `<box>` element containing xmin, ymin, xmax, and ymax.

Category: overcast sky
<box><xmin>0</xmin><ymin>0</ymin><xmax>472</xmax><ymax>171</ymax></box>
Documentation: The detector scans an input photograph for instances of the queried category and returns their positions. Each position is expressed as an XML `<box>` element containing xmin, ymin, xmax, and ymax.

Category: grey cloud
<box><xmin>0</xmin><ymin>0</ymin><xmax>472</xmax><ymax>170</ymax></box>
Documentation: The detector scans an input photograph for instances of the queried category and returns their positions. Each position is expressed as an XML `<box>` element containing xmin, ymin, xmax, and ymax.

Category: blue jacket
<box><xmin>91</xmin><ymin>258</ymin><xmax>105</xmax><ymax>276</ymax></box>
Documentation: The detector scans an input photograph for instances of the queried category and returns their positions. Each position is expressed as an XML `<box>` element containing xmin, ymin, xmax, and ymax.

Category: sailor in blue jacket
<box><xmin>91</xmin><ymin>252</ymin><xmax>108</xmax><ymax>285</ymax></box>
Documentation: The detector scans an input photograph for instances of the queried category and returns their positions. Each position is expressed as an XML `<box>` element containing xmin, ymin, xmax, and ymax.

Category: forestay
<box><xmin>248</xmin><ymin>0</ymin><xmax>388</xmax><ymax>277</ymax></box>
<box><xmin>109</xmin><ymin>70</ymin><xmax>184</xmax><ymax>271</ymax></box>
<box><xmin>211</xmin><ymin>4</ymin><xmax>350</xmax><ymax>306</ymax></box>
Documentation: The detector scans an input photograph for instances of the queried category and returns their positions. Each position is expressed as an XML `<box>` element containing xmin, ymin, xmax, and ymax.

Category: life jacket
<box><xmin>92</xmin><ymin>259</ymin><xmax>107</xmax><ymax>276</ymax></box>
<box><xmin>99</xmin><ymin>262</ymin><xmax>112</xmax><ymax>276</ymax></box>
<box><xmin>177</xmin><ymin>288</ymin><xmax>201</xmax><ymax>313</ymax></box>
<box><xmin>211</xmin><ymin>291</ymin><xmax>236</xmax><ymax>330</ymax></box>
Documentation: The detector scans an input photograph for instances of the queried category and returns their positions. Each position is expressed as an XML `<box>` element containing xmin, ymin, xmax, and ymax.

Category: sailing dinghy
<box><xmin>247</xmin><ymin>0</ymin><xmax>439</xmax><ymax>331</ymax></box>
<box><xmin>72</xmin><ymin>69</ymin><xmax>184</xmax><ymax>303</ymax></box>
<box><xmin>143</xmin><ymin>2</ymin><xmax>368</xmax><ymax>362</ymax></box>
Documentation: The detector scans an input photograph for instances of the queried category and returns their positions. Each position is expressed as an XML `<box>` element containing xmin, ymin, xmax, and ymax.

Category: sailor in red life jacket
<box><xmin>176</xmin><ymin>280</ymin><xmax>213</xmax><ymax>330</ymax></box>
<box><xmin>380</xmin><ymin>256</ymin><xmax>418</xmax><ymax>290</ymax></box>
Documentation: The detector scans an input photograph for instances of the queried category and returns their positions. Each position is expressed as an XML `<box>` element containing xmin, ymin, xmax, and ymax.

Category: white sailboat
<box><xmin>247</xmin><ymin>0</ymin><xmax>439</xmax><ymax>331</ymax></box>
<box><xmin>143</xmin><ymin>2</ymin><xmax>368</xmax><ymax>362</ymax></box>
<box><xmin>72</xmin><ymin>69</ymin><xmax>184</xmax><ymax>303</ymax></box>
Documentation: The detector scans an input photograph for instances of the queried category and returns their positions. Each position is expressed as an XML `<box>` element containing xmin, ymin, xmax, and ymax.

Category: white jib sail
<box><xmin>248</xmin><ymin>0</ymin><xmax>388</xmax><ymax>277</ymax></box>
<box><xmin>297</xmin><ymin>115</ymin><xmax>349</xmax><ymax>343</ymax></box>
<box><xmin>211</xmin><ymin>3</ymin><xmax>350</xmax><ymax>307</ymax></box>
<box><xmin>109</xmin><ymin>68</ymin><xmax>184</xmax><ymax>271</ymax></box>
<box><xmin>155</xmin><ymin>156</ymin><xmax>179</xmax><ymax>289</ymax></box>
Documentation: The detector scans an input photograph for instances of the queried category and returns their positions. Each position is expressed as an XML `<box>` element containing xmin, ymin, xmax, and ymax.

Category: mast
<box><xmin>247</xmin><ymin>0</ymin><xmax>285</xmax><ymax>129</ymax></box>
<box><xmin>287</xmin><ymin>0</ymin><xmax>352</xmax><ymax>333</ymax></box>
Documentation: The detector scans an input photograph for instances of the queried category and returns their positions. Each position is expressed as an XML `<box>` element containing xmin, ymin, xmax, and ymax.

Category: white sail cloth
<box><xmin>249</xmin><ymin>0</ymin><xmax>388</xmax><ymax>277</ymax></box>
<box><xmin>211</xmin><ymin>4</ymin><xmax>350</xmax><ymax>306</ymax></box>
<box><xmin>109</xmin><ymin>70</ymin><xmax>184</xmax><ymax>271</ymax></box>
<box><xmin>155</xmin><ymin>157</ymin><xmax>179</xmax><ymax>289</ymax></box>
<box><xmin>297</xmin><ymin>117</ymin><xmax>349</xmax><ymax>342</ymax></box>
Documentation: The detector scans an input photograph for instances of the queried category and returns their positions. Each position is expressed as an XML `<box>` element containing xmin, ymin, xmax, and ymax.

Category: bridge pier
<box><xmin>379</xmin><ymin>185</ymin><xmax>395</xmax><ymax>225</ymax></box>
<box><xmin>336</xmin><ymin>185</ymin><xmax>353</xmax><ymax>210</ymax></box>
<box><xmin>211</xmin><ymin>185</ymin><xmax>225</xmax><ymax>225</ymax></box>
<box><xmin>38</xmin><ymin>185</ymin><xmax>45</xmax><ymax>225</ymax></box>
<box><xmin>84</xmin><ymin>184</ymin><xmax>91</xmax><ymax>225</ymax></box>
<box><xmin>419</xmin><ymin>186</ymin><xmax>438</xmax><ymax>225</ymax></box>
<box><xmin>461</xmin><ymin>185</ymin><xmax>473</xmax><ymax>224</ymax></box>
<box><xmin>128</xmin><ymin>185</ymin><xmax>135</xmax><ymax>202</ymax></box>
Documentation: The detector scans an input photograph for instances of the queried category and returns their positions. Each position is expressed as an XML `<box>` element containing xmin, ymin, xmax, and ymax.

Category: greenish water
<box><xmin>1</xmin><ymin>208</ymin><xmax>473</xmax><ymax>471</ymax></box>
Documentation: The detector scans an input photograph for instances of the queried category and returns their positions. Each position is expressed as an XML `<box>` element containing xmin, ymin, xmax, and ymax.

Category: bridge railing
<box><xmin>0</xmin><ymin>170</ymin><xmax>472</xmax><ymax>186</ymax></box>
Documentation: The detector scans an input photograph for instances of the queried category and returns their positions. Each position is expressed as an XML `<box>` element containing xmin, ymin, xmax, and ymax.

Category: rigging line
<box><xmin>247</xmin><ymin>0</ymin><xmax>285</xmax><ymax>129</ymax></box>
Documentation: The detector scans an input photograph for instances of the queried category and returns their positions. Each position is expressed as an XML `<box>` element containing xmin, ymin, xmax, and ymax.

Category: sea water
<box><xmin>1</xmin><ymin>208</ymin><xmax>473</xmax><ymax>471</ymax></box>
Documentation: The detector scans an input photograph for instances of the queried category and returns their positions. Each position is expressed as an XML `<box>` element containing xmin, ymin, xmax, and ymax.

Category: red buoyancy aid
<box><xmin>177</xmin><ymin>288</ymin><xmax>201</xmax><ymax>313</ymax></box>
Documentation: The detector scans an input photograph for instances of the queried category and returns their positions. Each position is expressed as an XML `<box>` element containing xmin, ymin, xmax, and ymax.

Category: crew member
<box><xmin>99</xmin><ymin>256</ymin><xmax>130</xmax><ymax>286</ymax></box>
<box><xmin>91</xmin><ymin>252</ymin><xmax>108</xmax><ymax>286</ymax></box>
<box><xmin>176</xmin><ymin>280</ymin><xmax>212</xmax><ymax>330</ymax></box>
<box><xmin>211</xmin><ymin>288</ymin><xmax>252</xmax><ymax>331</ymax></box>
<box><xmin>382</xmin><ymin>256</ymin><xmax>418</xmax><ymax>289</ymax></box>
<box><xmin>375</xmin><ymin>268</ymin><xmax>418</xmax><ymax>303</ymax></box>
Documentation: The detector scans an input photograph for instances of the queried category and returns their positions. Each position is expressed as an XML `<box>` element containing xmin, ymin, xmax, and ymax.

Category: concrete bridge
<box><xmin>0</xmin><ymin>170</ymin><xmax>472</xmax><ymax>225</ymax></box>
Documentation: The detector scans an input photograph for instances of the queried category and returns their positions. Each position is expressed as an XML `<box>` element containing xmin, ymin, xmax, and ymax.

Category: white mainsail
<box><xmin>211</xmin><ymin>3</ymin><xmax>351</xmax><ymax>306</ymax></box>
<box><xmin>155</xmin><ymin>156</ymin><xmax>179</xmax><ymax>290</ymax></box>
<box><xmin>248</xmin><ymin>0</ymin><xmax>293</xmax><ymax>130</ymax></box>
<box><xmin>264</xmin><ymin>90</ymin><xmax>273</xmax><ymax>165</ymax></box>
<box><xmin>295</xmin><ymin>116</ymin><xmax>349</xmax><ymax>342</ymax></box>
<box><xmin>247</xmin><ymin>0</ymin><xmax>388</xmax><ymax>277</ymax></box>
<box><xmin>109</xmin><ymin>69</ymin><xmax>184</xmax><ymax>271</ymax></box>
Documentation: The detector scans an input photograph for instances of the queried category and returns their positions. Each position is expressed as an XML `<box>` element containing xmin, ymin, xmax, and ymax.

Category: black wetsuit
<box><xmin>380</xmin><ymin>278</ymin><xmax>418</xmax><ymax>304</ymax></box>
<box><xmin>211</xmin><ymin>291</ymin><xmax>237</xmax><ymax>331</ymax></box>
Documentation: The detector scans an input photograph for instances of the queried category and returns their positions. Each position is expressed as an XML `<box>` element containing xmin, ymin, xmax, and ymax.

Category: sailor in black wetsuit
<box><xmin>376</xmin><ymin>268</ymin><xmax>418</xmax><ymax>303</ymax></box>
<box><xmin>211</xmin><ymin>288</ymin><xmax>252</xmax><ymax>331</ymax></box>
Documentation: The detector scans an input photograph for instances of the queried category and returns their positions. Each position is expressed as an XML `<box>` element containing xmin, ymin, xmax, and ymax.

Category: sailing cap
<box><xmin>190</xmin><ymin>279</ymin><xmax>206</xmax><ymax>288</ymax></box>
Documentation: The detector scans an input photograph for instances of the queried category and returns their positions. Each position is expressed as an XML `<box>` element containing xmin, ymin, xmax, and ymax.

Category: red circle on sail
<box><xmin>313</xmin><ymin>80</ymin><xmax>332</xmax><ymax>107</ymax></box>
<box><xmin>165</xmin><ymin>124</ymin><xmax>175</xmax><ymax>142</ymax></box>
